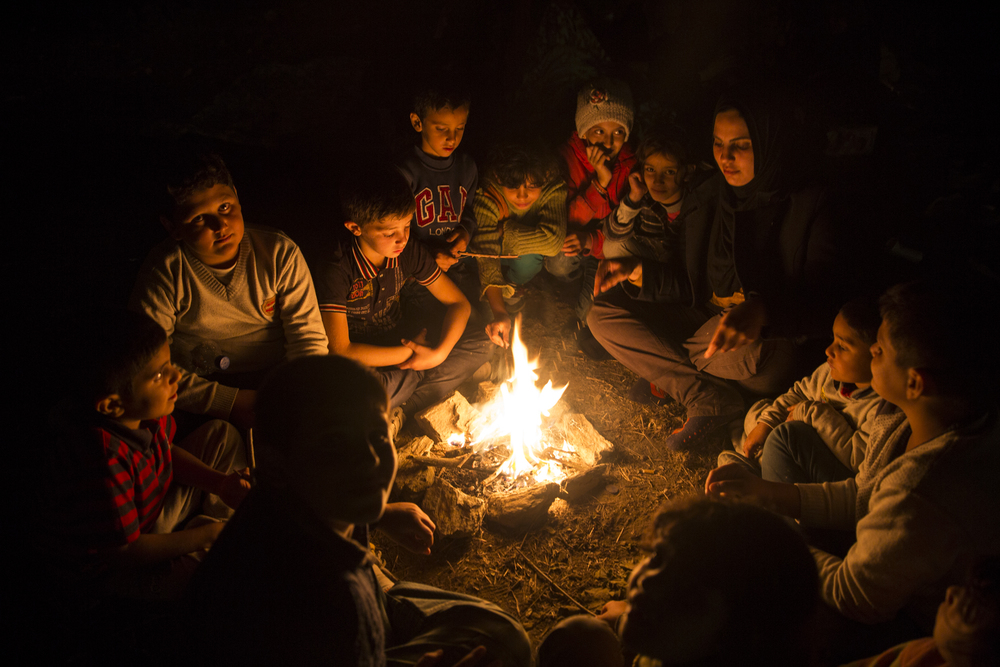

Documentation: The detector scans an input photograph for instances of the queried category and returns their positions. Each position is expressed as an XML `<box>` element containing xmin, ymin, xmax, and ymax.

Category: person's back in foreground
<box><xmin>43</xmin><ymin>309</ymin><xmax>249</xmax><ymax>601</ymax></box>
<box><xmin>538</xmin><ymin>496</ymin><xmax>819</xmax><ymax>667</ymax></box>
<box><xmin>187</xmin><ymin>355</ymin><xmax>529</xmax><ymax>666</ymax></box>
<box><xmin>130</xmin><ymin>151</ymin><xmax>328</xmax><ymax>429</ymax></box>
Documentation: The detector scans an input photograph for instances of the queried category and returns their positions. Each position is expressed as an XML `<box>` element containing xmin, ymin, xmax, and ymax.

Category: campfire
<box><xmin>394</xmin><ymin>317</ymin><xmax>612</xmax><ymax>534</ymax></box>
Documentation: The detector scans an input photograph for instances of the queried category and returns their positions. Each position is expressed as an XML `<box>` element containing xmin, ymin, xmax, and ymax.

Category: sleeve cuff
<box><xmin>209</xmin><ymin>384</ymin><xmax>241</xmax><ymax>419</ymax></box>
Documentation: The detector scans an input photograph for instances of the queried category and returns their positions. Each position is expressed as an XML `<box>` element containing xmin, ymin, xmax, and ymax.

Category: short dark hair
<box><xmin>70</xmin><ymin>310</ymin><xmax>167</xmax><ymax>403</ymax></box>
<box><xmin>413</xmin><ymin>88</ymin><xmax>471</xmax><ymax>120</ymax></box>
<box><xmin>879</xmin><ymin>280</ymin><xmax>990</xmax><ymax>398</ymax></box>
<box><xmin>484</xmin><ymin>142</ymin><xmax>562</xmax><ymax>189</ymax></box>
<box><xmin>839</xmin><ymin>295</ymin><xmax>882</xmax><ymax>348</ymax></box>
<box><xmin>635</xmin><ymin>129</ymin><xmax>691</xmax><ymax>168</ymax></box>
<box><xmin>255</xmin><ymin>355</ymin><xmax>387</xmax><ymax>462</ymax></box>
<box><xmin>340</xmin><ymin>164</ymin><xmax>416</xmax><ymax>226</ymax></box>
<box><xmin>633</xmin><ymin>496</ymin><xmax>818</xmax><ymax>664</ymax></box>
<box><xmin>160</xmin><ymin>151</ymin><xmax>235</xmax><ymax>219</ymax></box>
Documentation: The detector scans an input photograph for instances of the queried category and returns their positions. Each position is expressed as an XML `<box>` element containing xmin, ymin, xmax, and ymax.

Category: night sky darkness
<box><xmin>7</xmin><ymin>0</ymin><xmax>998</xmax><ymax>656</ymax></box>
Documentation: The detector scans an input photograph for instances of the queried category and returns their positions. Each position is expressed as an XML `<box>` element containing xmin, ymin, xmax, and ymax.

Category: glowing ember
<box><xmin>468</xmin><ymin>317</ymin><xmax>574</xmax><ymax>487</ymax></box>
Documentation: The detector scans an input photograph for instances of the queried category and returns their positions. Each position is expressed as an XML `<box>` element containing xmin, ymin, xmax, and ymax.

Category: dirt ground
<box><xmin>374</xmin><ymin>278</ymin><xmax>722</xmax><ymax>648</ymax></box>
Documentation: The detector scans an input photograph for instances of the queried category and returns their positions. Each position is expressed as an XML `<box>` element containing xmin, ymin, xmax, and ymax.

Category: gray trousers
<box><xmin>384</xmin><ymin>582</ymin><xmax>532</xmax><ymax>667</ymax></box>
<box><xmin>587</xmin><ymin>287</ymin><xmax>797</xmax><ymax>417</ymax></box>
<box><xmin>377</xmin><ymin>327</ymin><xmax>492</xmax><ymax>416</ymax></box>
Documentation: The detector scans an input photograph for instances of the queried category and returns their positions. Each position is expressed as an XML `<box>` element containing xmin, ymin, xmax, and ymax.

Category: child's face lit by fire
<box><xmin>826</xmin><ymin>313</ymin><xmax>873</xmax><ymax>386</ymax></box>
<box><xmin>500</xmin><ymin>181</ymin><xmax>543</xmax><ymax>210</ymax></box>
<box><xmin>346</xmin><ymin>215</ymin><xmax>411</xmax><ymax>262</ymax></box>
<box><xmin>109</xmin><ymin>342</ymin><xmax>181</xmax><ymax>428</ymax></box>
<box><xmin>583</xmin><ymin>122</ymin><xmax>627</xmax><ymax>161</ymax></box>
<box><xmin>164</xmin><ymin>184</ymin><xmax>245</xmax><ymax>269</ymax></box>
<box><xmin>410</xmin><ymin>104</ymin><xmax>469</xmax><ymax>159</ymax></box>
<box><xmin>643</xmin><ymin>152</ymin><xmax>683</xmax><ymax>205</ymax></box>
<box><xmin>869</xmin><ymin>320</ymin><xmax>911</xmax><ymax>406</ymax></box>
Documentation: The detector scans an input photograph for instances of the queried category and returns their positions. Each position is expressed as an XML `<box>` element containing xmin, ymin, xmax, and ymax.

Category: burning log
<box><xmin>393</xmin><ymin>435</ymin><xmax>436</xmax><ymax>500</ymax></box>
<box><xmin>410</xmin><ymin>454</ymin><xmax>473</xmax><ymax>469</ymax></box>
<box><xmin>551</xmin><ymin>413</ymin><xmax>613</xmax><ymax>466</ymax></box>
<box><xmin>486</xmin><ymin>482</ymin><xmax>559</xmax><ymax>531</ymax></box>
<box><xmin>560</xmin><ymin>463</ymin><xmax>608</xmax><ymax>501</ymax></box>
<box><xmin>423</xmin><ymin>479</ymin><xmax>485</xmax><ymax>538</ymax></box>
<box><xmin>415</xmin><ymin>391</ymin><xmax>480</xmax><ymax>442</ymax></box>
<box><xmin>474</xmin><ymin>381</ymin><xmax>499</xmax><ymax>404</ymax></box>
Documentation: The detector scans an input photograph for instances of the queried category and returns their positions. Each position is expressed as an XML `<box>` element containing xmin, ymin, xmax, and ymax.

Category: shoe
<box><xmin>664</xmin><ymin>414</ymin><xmax>739</xmax><ymax>452</ymax></box>
<box><xmin>627</xmin><ymin>379</ymin><xmax>671</xmax><ymax>407</ymax></box>
<box><xmin>717</xmin><ymin>448</ymin><xmax>761</xmax><ymax>472</ymax></box>
<box><xmin>504</xmin><ymin>286</ymin><xmax>526</xmax><ymax>315</ymax></box>
<box><xmin>388</xmin><ymin>407</ymin><xmax>406</xmax><ymax>445</ymax></box>
<box><xmin>575</xmin><ymin>323</ymin><xmax>612</xmax><ymax>360</ymax></box>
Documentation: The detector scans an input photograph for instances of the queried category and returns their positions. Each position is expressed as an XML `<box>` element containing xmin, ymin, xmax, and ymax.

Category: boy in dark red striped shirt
<box><xmin>45</xmin><ymin>310</ymin><xmax>250</xmax><ymax>599</ymax></box>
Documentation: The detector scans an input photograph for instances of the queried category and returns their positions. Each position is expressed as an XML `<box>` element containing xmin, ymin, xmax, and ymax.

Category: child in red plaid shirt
<box><xmin>44</xmin><ymin>310</ymin><xmax>250</xmax><ymax>599</ymax></box>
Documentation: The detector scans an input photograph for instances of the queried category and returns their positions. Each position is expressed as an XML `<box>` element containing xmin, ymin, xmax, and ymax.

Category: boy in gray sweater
<box><xmin>130</xmin><ymin>153</ymin><xmax>328</xmax><ymax>429</ymax></box>
<box><xmin>707</xmin><ymin>280</ymin><xmax>1000</xmax><ymax>634</ymax></box>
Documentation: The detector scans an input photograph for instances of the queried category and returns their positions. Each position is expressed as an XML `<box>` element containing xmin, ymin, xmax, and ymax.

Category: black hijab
<box><xmin>714</xmin><ymin>92</ymin><xmax>784</xmax><ymax>209</ymax></box>
<box><xmin>707</xmin><ymin>92</ymin><xmax>787</xmax><ymax>299</ymax></box>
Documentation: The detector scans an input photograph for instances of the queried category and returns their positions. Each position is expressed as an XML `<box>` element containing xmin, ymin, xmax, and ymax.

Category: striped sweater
<box><xmin>470</xmin><ymin>180</ymin><xmax>567</xmax><ymax>297</ymax></box>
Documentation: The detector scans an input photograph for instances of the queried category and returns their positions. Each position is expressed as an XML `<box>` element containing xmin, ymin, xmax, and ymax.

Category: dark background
<box><xmin>7</xmin><ymin>0</ymin><xmax>999</xmax><ymax>310</ymax></box>
<box><xmin>6</xmin><ymin>0</ymin><xmax>998</xmax><ymax>658</ymax></box>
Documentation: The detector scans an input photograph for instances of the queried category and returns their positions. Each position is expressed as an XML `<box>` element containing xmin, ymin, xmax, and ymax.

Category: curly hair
<box><xmin>483</xmin><ymin>142</ymin><xmax>562</xmax><ymax>189</ymax></box>
<box><xmin>632</xmin><ymin>495</ymin><xmax>818</xmax><ymax>664</ymax></box>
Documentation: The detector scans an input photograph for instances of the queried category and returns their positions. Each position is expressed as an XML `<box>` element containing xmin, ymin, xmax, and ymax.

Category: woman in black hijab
<box><xmin>588</xmin><ymin>92</ymin><xmax>840</xmax><ymax>452</ymax></box>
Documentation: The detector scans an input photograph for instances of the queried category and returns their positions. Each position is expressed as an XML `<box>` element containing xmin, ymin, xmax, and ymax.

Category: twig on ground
<box><xmin>515</xmin><ymin>547</ymin><xmax>595</xmax><ymax>616</ymax></box>
<box><xmin>411</xmin><ymin>454</ymin><xmax>472</xmax><ymax>468</ymax></box>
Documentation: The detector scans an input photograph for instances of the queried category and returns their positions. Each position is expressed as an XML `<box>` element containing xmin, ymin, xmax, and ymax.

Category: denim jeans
<box><xmin>760</xmin><ymin>421</ymin><xmax>854</xmax><ymax>485</ymax></box>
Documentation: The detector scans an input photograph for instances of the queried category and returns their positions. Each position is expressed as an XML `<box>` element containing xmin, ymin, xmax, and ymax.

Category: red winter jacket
<box><xmin>560</xmin><ymin>132</ymin><xmax>637</xmax><ymax>229</ymax></box>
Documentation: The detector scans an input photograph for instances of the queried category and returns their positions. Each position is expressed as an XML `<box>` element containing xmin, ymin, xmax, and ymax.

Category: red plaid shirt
<box><xmin>47</xmin><ymin>413</ymin><xmax>174</xmax><ymax>576</ymax></box>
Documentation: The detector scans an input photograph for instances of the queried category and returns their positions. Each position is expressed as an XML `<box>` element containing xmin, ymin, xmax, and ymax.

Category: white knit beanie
<box><xmin>575</xmin><ymin>78</ymin><xmax>634</xmax><ymax>140</ymax></box>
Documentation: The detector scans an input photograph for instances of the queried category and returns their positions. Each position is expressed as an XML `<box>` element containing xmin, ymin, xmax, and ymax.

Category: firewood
<box><xmin>411</xmin><ymin>454</ymin><xmax>473</xmax><ymax>468</ymax></box>
<box><xmin>423</xmin><ymin>479</ymin><xmax>485</xmax><ymax>538</ymax></box>
<box><xmin>486</xmin><ymin>482</ymin><xmax>559</xmax><ymax>531</ymax></box>
<box><xmin>414</xmin><ymin>391</ymin><xmax>481</xmax><ymax>442</ymax></box>
<box><xmin>561</xmin><ymin>464</ymin><xmax>608</xmax><ymax>500</ymax></box>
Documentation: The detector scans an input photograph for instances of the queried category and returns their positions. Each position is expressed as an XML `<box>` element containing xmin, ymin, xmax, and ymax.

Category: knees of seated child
<box><xmin>502</xmin><ymin>254</ymin><xmax>544</xmax><ymax>285</ymax></box>
<box><xmin>537</xmin><ymin>615</ymin><xmax>624</xmax><ymax>667</ymax></box>
<box><xmin>760</xmin><ymin>421</ymin><xmax>852</xmax><ymax>485</ymax></box>
<box><xmin>544</xmin><ymin>252</ymin><xmax>584</xmax><ymax>282</ymax></box>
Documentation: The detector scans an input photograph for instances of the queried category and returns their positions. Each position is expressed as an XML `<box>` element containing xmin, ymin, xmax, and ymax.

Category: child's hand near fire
<box><xmin>376</xmin><ymin>502</ymin><xmax>436</xmax><ymax>555</ymax></box>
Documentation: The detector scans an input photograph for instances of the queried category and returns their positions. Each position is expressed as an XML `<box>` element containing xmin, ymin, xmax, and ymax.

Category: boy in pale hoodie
<box><xmin>719</xmin><ymin>297</ymin><xmax>883</xmax><ymax>485</ymax></box>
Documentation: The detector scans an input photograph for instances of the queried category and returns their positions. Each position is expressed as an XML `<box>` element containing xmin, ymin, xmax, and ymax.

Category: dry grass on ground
<box><xmin>373</xmin><ymin>279</ymin><xmax>724</xmax><ymax>647</ymax></box>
